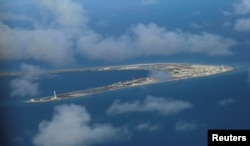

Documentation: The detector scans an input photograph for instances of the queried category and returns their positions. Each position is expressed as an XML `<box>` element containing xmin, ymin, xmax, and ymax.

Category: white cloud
<box><xmin>17</xmin><ymin>63</ymin><xmax>47</xmax><ymax>80</ymax></box>
<box><xmin>136</xmin><ymin>123</ymin><xmax>160</xmax><ymax>131</ymax></box>
<box><xmin>0</xmin><ymin>0</ymin><xmax>86</xmax><ymax>66</ymax></box>
<box><xmin>223</xmin><ymin>0</ymin><xmax>250</xmax><ymax>32</ymax></box>
<box><xmin>233</xmin><ymin>0</ymin><xmax>250</xmax><ymax>15</ymax></box>
<box><xmin>235</xmin><ymin>18</ymin><xmax>250</xmax><ymax>31</ymax></box>
<box><xmin>175</xmin><ymin>121</ymin><xmax>198</xmax><ymax>132</ymax></box>
<box><xmin>33</xmin><ymin>104</ymin><xmax>128</xmax><ymax>146</ymax></box>
<box><xmin>219</xmin><ymin>97</ymin><xmax>236</xmax><ymax>106</ymax></box>
<box><xmin>132</xmin><ymin>23</ymin><xmax>235</xmax><ymax>56</ymax></box>
<box><xmin>77</xmin><ymin>23</ymin><xmax>236</xmax><ymax>61</ymax></box>
<box><xmin>10</xmin><ymin>78</ymin><xmax>39</xmax><ymax>97</ymax></box>
<box><xmin>223</xmin><ymin>0</ymin><xmax>250</xmax><ymax>15</ymax></box>
<box><xmin>76</xmin><ymin>31</ymin><xmax>135</xmax><ymax>61</ymax></box>
<box><xmin>0</xmin><ymin>22</ymin><xmax>75</xmax><ymax>66</ymax></box>
<box><xmin>0</xmin><ymin>0</ymin><xmax>237</xmax><ymax>66</ymax></box>
<box><xmin>10</xmin><ymin>63</ymin><xmax>47</xmax><ymax>97</ymax></box>
<box><xmin>141</xmin><ymin>0</ymin><xmax>158</xmax><ymax>5</ymax></box>
<box><xmin>106</xmin><ymin>95</ymin><xmax>193</xmax><ymax>116</ymax></box>
<box><xmin>35</xmin><ymin>0</ymin><xmax>88</xmax><ymax>29</ymax></box>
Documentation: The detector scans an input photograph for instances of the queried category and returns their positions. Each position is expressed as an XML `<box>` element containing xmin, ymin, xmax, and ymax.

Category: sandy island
<box><xmin>23</xmin><ymin>63</ymin><xmax>234</xmax><ymax>103</ymax></box>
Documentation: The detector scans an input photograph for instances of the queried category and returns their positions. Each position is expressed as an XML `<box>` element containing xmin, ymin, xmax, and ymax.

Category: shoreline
<box><xmin>0</xmin><ymin>62</ymin><xmax>235</xmax><ymax>77</ymax></box>
<box><xmin>24</xmin><ymin>63</ymin><xmax>234</xmax><ymax>103</ymax></box>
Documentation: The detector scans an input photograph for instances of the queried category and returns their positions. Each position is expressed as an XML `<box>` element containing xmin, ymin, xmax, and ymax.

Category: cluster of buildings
<box><xmin>165</xmin><ymin>64</ymin><xmax>234</xmax><ymax>79</ymax></box>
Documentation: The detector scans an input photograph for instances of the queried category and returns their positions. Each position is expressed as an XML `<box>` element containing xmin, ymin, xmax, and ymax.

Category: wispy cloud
<box><xmin>33</xmin><ymin>104</ymin><xmax>129</xmax><ymax>146</ymax></box>
<box><xmin>106</xmin><ymin>95</ymin><xmax>193</xmax><ymax>116</ymax></box>
<box><xmin>235</xmin><ymin>18</ymin><xmax>250</xmax><ymax>31</ymax></box>
<box><xmin>10</xmin><ymin>63</ymin><xmax>47</xmax><ymax>97</ymax></box>
<box><xmin>218</xmin><ymin>97</ymin><xmax>236</xmax><ymax>106</ymax></box>
<box><xmin>190</xmin><ymin>23</ymin><xmax>202</xmax><ymax>28</ymax></box>
<box><xmin>136</xmin><ymin>122</ymin><xmax>160</xmax><ymax>131</ymax></box>
<box><xmin>192</xmin><ymin>11</ymin><xmax>201</xmax><ymax>15</ymax></box>
<box><xmin>223</xmin><ymin>0</ymin><xmax>250</xmax><ymax>32</ymax></box>
<box><xmin>175</xmin><ymin>121</ymin><xmax>199</xmax><ymax>132</ymax></box>
<box><xmin>0</xmin><ymin>11</ymin><xmax>35</xmax><ymax>23</ymax></box>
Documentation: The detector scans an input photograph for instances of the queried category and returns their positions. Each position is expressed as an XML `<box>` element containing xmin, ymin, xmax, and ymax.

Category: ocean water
<box><xmin>0</xmin><ymin>66</ymin><xmax>250</xmax><ymax>146</ymax></box>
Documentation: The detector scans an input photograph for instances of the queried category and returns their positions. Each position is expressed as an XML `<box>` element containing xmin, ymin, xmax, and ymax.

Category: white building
<box><xmin>52</xmin><ymin>90</ymin><xmax>57</xmax><ymax>100</ymax></box>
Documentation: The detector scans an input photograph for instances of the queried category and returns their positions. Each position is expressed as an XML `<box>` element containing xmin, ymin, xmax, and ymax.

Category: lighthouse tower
<box><xmin>53</xmin><ymin>90</ymin><xmax>57</xmax><ymax>99</ymax></box>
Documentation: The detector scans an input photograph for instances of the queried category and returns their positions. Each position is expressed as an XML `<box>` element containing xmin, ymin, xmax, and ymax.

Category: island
<box><xmin>24</xmin><ymin>63</ymin><xmax>234</xmax><ymax>103</ymax></box>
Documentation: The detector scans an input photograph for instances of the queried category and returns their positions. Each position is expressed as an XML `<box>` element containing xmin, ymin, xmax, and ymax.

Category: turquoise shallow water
<box><xmin>0</xmin><ymin>67</ymin><xmax>250</xmax><ymax>146</ymax></box>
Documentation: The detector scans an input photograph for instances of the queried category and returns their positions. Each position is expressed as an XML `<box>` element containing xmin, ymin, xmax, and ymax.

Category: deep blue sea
<box><xmin>0</xmin><ymin>65</ymin><xmax>250</xmax><ymax>146</ymax></box>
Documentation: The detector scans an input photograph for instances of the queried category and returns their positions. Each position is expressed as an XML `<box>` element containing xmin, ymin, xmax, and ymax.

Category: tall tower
<box><xmin>53</xmin><ymin>90</ymin><xmax>57</xmax><ymax>99</ymax></box>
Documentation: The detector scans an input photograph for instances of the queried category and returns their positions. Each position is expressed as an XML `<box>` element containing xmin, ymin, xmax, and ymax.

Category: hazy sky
<box><xmin>0</xmin><ymin>0</ymin><xmax>249</xmax><ymax>67</ymax></box>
